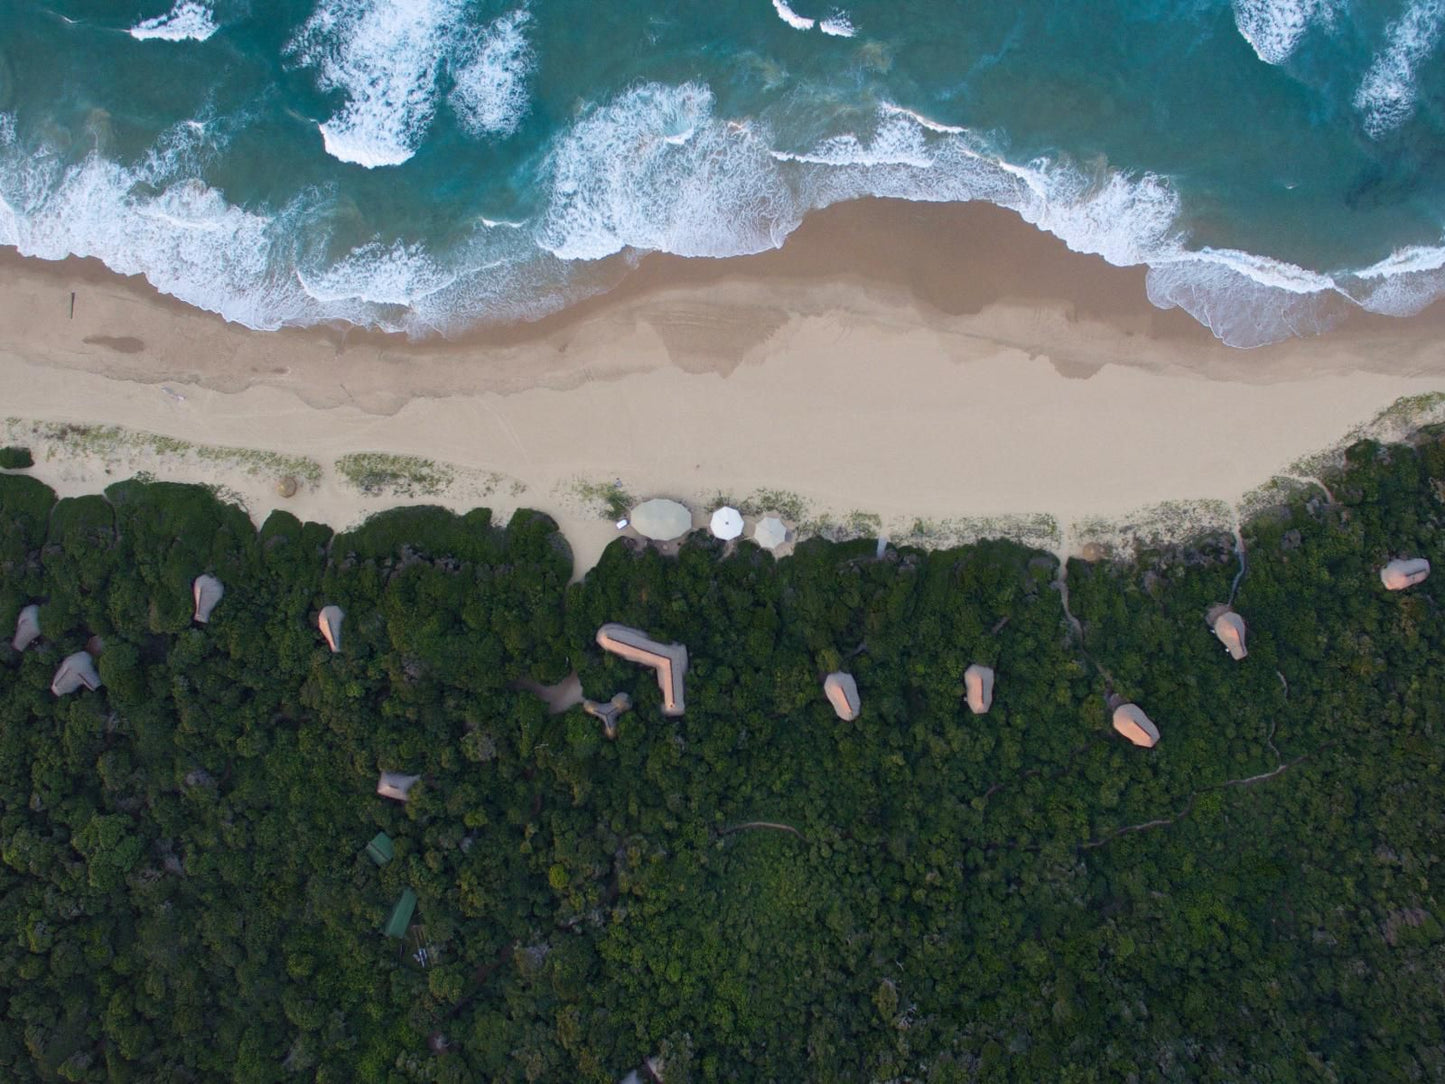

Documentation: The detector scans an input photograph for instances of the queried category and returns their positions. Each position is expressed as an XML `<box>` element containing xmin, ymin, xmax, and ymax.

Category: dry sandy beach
<box><xmin>3</xmin><ymin>198</ymin><xmax>1445</xmax><ymax>576</ymax></box>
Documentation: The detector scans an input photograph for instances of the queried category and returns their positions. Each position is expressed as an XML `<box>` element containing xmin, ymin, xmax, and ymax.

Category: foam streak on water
<box><xmin>771</xmin><ymin>0</ymin><xmax>815</xmax><ymax>31</ymax></box>
<box><xmin>447</xmin><ymin>9</ymin><xmax>534</xmax><ymax>139</ymax></box>
<box><xmin>1354</xmin><ymin>0</ymin><xmax>1445</xmax><ymax>137</ymax></box>
<box><xmin>129</xmin><ymin>0</ymin><xmax>220</xmax><ymax>43</ymax></box>
<box><xmin>1232</xmin><ymin>0</ymin><xmax>1338</xmax><ymax>65</ymax></box>
<box><xmin>286</xmin><ymin>0</ymin><xmax>467</xmax><ymax>167</ymax></box>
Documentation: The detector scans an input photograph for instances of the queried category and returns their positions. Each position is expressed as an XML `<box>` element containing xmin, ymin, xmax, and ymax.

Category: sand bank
<box><xmin>2</xmin><ymin>198</ymin><xmax>1444</xmax><ymax>576</ymax></box>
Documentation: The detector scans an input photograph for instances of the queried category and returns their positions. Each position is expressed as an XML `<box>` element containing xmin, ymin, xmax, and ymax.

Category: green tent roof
<box><xmin>383</xmin><ymin>888</ymin><xmax>417</xmax><ymax>939</ymax></box>
<box><xmin>365</xmin><ymin>832</ymin><xmax>394</xmax><ymax>866</ymax></box>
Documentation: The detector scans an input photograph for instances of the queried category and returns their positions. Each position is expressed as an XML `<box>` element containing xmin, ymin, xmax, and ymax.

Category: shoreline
<box><xmin>10</xmin><ymin>198</ymin><xmax>1445</xmax><ymax>403</ymax></box>
<box><xmin>4</xmin><ymin>197</ymin><xmax>1445</xmax><ymax>577</ymax></box>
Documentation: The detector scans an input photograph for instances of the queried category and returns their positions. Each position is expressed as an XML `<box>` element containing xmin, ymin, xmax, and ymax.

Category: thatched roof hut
<box><xmin>1206</xmin><ymin>605</ymin><xmax>1248</xmax><ymax>660</ymax></box>
<box><xmin>964</xmin><ymin>664</ymin><xmax>994</xmax><ymax>715</ymax></box>
<box><xmin>1380</xmin><ymin>558</ymin><xmax>1430</xmax><ymax>591</ymax></box>
<box><xmin>11</xmin><ymin>604</ymin><xmax>40</xmax><ymax>652</ymax></box>
<box><xmin>823</xmin><ymin>671</ymin><xmax>861</xmax><ymax>721</ymax></box>
<box><xmin>318</xmin><ymin>605</ymin><xmax>344</xmax><ymax>652</ymax></box>
<box><xmin>377</xmin><ymin>772</ymin><xmax>420</xmax><ymax>802</ymax></box>
<box><xmin>1112</xmin><ymin>703</ymin><xmax>1159</xmax><ymax>748</ymax></box>
<box><xmin>192</xmin><ymin>575</ymin><xmax>224</xmax><ymax>623</ymax></box>
<box><xmin>596</xmin><ymin>624</ymin><xmax>688</xmax><ymax>715</ymax></box>
<box><xmin>51</xmin><ymin>651</ymin><xmax>102</xmax><ymax>696</ymax></box>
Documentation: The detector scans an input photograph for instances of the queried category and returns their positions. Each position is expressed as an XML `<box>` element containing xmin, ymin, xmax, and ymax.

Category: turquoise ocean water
<box><xmin>3</xmin><ymin>0</ymin><xmax>1445</xmax><ymax>346</ymax></box>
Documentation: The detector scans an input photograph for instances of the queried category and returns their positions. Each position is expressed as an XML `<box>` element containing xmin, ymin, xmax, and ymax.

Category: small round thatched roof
<box><xmin>710</xmin><ymin>507</ymin><xmax>744</xmax><ymax>540</ymax></box>
<box><xmin>630</xmin><ymin>499</ymin><xmax>693</xmax><ymax>541</ymax></box>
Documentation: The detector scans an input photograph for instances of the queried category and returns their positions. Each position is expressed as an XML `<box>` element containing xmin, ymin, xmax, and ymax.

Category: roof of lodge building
<box><xmin>596</xmin><ymin>624</ymin><xmax>688</xmax><ymax>716</ymax></box>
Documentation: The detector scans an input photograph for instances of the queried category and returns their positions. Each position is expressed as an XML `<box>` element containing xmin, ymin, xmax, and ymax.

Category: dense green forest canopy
<box><xmin>2</xmin><ymin>434</ymin><xmax>1444</xmax><ymax>1082</ymax></box>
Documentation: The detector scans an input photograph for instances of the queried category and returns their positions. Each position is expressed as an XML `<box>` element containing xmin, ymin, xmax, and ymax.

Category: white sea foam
<box><xmin>8</xmin><ymin>76</ymin><xmax>1445</xmax><ymax>348</ymax></box>
<box><xmin>1144</xmin><ymin>246</ymin><xmax>1347</xmax><ymax>347</ymax></box>
<box><xmin>537</xmin><ymin>83</ymin><xmax>792</xmax><ymax>260</ymax></box>
<box><xmin>878</xmin><ymin>103</ymin><xmax>966</xmax><ymax>135</ymax></box>
<box><xmin>1353</xmin><ymin>243</ymin><xmax>1445</xmax><ymax>279</ymax></box>
<box><xmin>296</xmin><ymin>240</ymin><xmax>457</xmax><ymax>306</ymax></box>
<box><xmin>819</xmin><ymin>11</ymin><xmax>855</xmax><ymax>38</ymax></box>
<box><xmin>448</xmin><ymin>9</ymin><xmax>534</xmax><ymax>139</ymax></box>
<box><xmin>1336</xmin><ymin>243</ymin><xmax>1445</xmax><ymax>316</ymax></box>
<box><xmin>0</xmin><ymin>152</ymin><xmax>296</xmax><ymax>326</ymax></box>
<box><xmin>771</xmin><ymin>0</ymin><xmax>814</xmax><ymax>31</ymax></box>
<box><xmin>129</xmin><ymin>0</ymin><xmax>219</xmax><ymax>42</ymax></box>
<box><xmin>286</xmin><ymin>0</ymin><xmax>465</xmax><ymax>167</ymax></box>
<box><xmin>1355</xmin><ymin>0</ymin><xmax>1445</xmax><ymax>138</ymax></box>
<box><xmin>0</xmin><ymin>99</ymin><xmax>593</xmax><ymax>336</ymax></box>
<box><xmin>771</xmin><ymin>115</ymin><xmax>933</xmax><ymax>168</ymax></box>
<box><xmin>1231</xmin><ymin>0</ymin><xmax>1336</xmax><ymax>66</ymax></box>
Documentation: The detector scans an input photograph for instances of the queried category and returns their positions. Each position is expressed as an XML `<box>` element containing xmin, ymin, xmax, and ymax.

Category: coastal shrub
<box><xmin>336</xmin><ymin>452</ymin><xmax>453</xmax><ymax>497</ymax></box>
<box><xmin>1</xmin><ymin>437</ymin><xmax>1445</xmax><ymax>1080</ymax></box>
<box><xmin>0</xmin><ymin>445</ymin><xmax>33</xmax><ymax>469</ymax></box>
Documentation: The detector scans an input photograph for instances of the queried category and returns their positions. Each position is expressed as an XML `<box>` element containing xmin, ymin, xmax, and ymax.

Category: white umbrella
<box><xmin>753</xmin><ymin>515</ymin><xmax>788</xmax><ymax>550</ymax></box>
<box><xmin>710</xmin><ymin>506</ymin><xmax>744</xmax><ymax>540</ymax></box>
<box><xmin>630</xmin><ymin>499</ymin><xmax>693</xmax><ymax>541</ymax></box>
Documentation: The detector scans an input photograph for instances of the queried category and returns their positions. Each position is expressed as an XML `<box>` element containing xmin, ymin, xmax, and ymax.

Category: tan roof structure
<box><xmin>377</xmin><ymin>772</ymin><xmax>420</xmax><ymax>802</ymax></box>
<box><xmin>51</xmin><ymin>651</ymin><xmax>102</xmax><ymax>696</ymax></box>
<box><xmin>318</xmin><ymin>605</ymin><xmax>344</xmax><ymax>652</ymax></box>
<box><xmin>1206</xmin><ymin>605</ymin><xmax>1247</xmax><ymax>660</ymax></box>
<box><xmin>1112</xmin><ymin>703</ymin><xmax>1160</xmax><ymax>748</ymax></box>
<box><xmin>964</xmin><ymin>664</ymin><xmax>994</xmax><ymax>715</ymax></box>
<box><xmin>630</xmin><ymin>499</ymin><xmax>693</xmax><ymax>541</ymax></box>
<box><xmin>11</xmin><ymin>604</ymin><xmax>40</xmax><ymax>652</ymax></box>
<box><xmin>823</xmin><ymin>671</ymin><xmax>861</xmax><ymax>721</ymax></box>
<box><xmin>596</xmin><ymin>624</ymin><xmax>688</xmax><ymax>715</ymax></box>
<box><xmin>1381</xmin><ymin>558</ymin><xmax>1430</xmax><ymax>591</ymax></box>
<box><xmin>192</xmin><ymin>574</ymin><xmax>224</xmax><ymax>623</ymax></box>
<box><xmin>583</xmin><ymin>692</ymin><xmax>633</xmax><ymax>739</ymax></box>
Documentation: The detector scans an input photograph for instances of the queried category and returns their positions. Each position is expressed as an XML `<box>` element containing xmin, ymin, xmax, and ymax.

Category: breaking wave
<box><xmin>285</xmin><ymin>0</ymin><xmax>535</xmax><ymax>166</ymax></box>
<box><xmin>129</xmin><ymin>0</ymin><xmax>220</xmax><ymax>43</ymax></box>
<box><xmin>1232</xmin><ymin>0</ymin><xmax>1337</xmax><ymax>66</ymax></box>
<box><xmin>769</xmin><ymin>0</ymin><xmax>854</xmax><ymax>37</ymax></box>
<box><xmin>1354</xmin><ymin>0</ymin><xmax>1445</xmax><ymax>138</ymax></box>
<box><xmin>285</xmin><ymin>0</ymin><xmax>465</xmax><ymax>167</ymax></box>
<box><xmin>0</xmin><ymin>112</ymin><xmax>574</xmax><ymax>333</ymax></box>
<box><xmin>447</xmin><ymin>9</ymin><xmax>534</xmax><ymax>139</ymax></box>
<box><xmin>537</xmin><ymin>83</ymin><xmax>793</xmax><ymax>260</ymax></box>
<box><xmin>3</xmin><ymin>67</ymin><xmax>1445</xmax><ymax>347</ymax></box>
<box><xmin>771</xmin><ymin>0</ymin><xmax>815</xmax><ymax>32</ymax></box>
